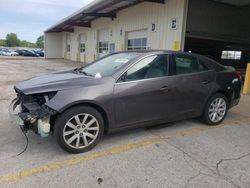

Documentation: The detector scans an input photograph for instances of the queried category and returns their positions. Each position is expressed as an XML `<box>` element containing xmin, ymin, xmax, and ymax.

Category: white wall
<box><xmin>44</xmin><ymin>33</ymin><xmax>63</xmax><ymax>58</ymax></box>
<box><xmin>46</xmin><ymin>0</ymin><xmax>188</xmax><ymax>62</ymax></box>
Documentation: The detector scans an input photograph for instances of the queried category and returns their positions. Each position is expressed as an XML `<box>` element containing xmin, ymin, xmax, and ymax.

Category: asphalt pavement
<box><xmin>0</xmin><ymin>57</ymin><xmax>249</xmax><ymax>188</ymax></box>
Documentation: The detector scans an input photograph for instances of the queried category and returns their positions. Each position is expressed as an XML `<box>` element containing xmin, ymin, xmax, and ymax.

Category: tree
<box><xmin>5</xmin><ymin>33</ymin><xmax>20</xmax><ymax>47</ymax></box>
<box><xmin>20</xmin><ymin>40</ymin><xmax>37</xmax><ymax>48</ymax></box>
<box><xmin>0</xmin><ymin>39</ymin><xmax>5</xmax><ymax>46</ymax></box>
<box><xmin>36</xmin><ymin>35</ymin><xmax>44</xmax><ymax>49</ymax></box>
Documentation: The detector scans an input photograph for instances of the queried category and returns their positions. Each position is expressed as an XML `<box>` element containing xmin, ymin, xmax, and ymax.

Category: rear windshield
<box><xmin>80</xmin><ymin>53</ymin><xmax>141</xmax><ymax>77</ymax></box>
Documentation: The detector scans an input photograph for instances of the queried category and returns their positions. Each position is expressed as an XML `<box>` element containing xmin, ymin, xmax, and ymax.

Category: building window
<box><xmin>66</xmin><ymin>44</ymin><xmax>70</xmax><ymax>52</ymax></box>
<box><xmin>80</xmin><ymin>43</ymin><xmax>86</xmax><ymax>53</ymax></box>
<box><xmin>127</xmin><ymin>38</ymin><xmax>147</xmax><ymax>50</ymax></box>
<box><xmin>221</xmin><ymin>51</ymin><xmax>242</xmax><ymax>60</ymax></box>
<box><xmin>99</xmin><ymin>41</ymin><xmax>109</xmax><ymax>53</ymax></box>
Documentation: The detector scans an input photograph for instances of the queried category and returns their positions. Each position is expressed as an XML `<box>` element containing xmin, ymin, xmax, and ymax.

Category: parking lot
<box><xmin>0</xmin><ymin>57</ymin><xmax>250</xmax><ymax>188</ymax></box>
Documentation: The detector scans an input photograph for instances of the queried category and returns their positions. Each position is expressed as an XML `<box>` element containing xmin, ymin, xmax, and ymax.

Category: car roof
<box><xmin>114</xmin><ymin>50</ymin><xmax>202</xmax><ymax>57</ymax></box>
<box><xmin>117</xmin><ymin>49</ymin><xmax>170</xmax><ymax>54</ymax></box>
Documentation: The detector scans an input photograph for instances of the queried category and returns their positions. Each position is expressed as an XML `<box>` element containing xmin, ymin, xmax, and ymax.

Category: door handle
<box><xmin>160</xmin><ymin>86</ymin><xmax>169</xmax><ymax>92</ymax></box>
<box><xmin>202</xmin><ymin>80</ymin><xmax>209</xmax><ymax>85</ymax></box>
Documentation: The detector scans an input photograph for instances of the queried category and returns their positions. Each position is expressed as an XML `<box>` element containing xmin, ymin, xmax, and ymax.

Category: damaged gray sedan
<box><xmin>10</xmin><ymin>51</ymin><xmax>241</xmax><ymax>153</ymax></box>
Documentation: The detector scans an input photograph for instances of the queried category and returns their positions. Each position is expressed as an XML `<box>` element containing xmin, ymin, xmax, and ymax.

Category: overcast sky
<box><xmin>0</xmin><ymin>0</ymin><xmax>94</xmax><ymax>42</ymax></box>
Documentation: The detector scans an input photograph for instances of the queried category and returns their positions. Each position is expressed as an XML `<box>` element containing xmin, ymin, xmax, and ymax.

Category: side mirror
<box><xmin>119</xmin><ymin>73</ymin><xmax>126</xmax><ymax>82</ymax></box>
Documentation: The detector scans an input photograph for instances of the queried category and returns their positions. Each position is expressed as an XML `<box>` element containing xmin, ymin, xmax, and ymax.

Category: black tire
<box><xmin>201</xmin><ymin>93</ymin><xmax>228</xmax><ymax>126</ymax></box>
<box><xmin>54</xmin><ymin>106</ymin><xmax>104</xmax><ymax>153</ymax></box>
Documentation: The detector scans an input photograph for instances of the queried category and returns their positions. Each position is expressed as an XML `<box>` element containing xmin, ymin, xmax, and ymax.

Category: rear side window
<box><xmin>174</xmin><ymin>54</ymin><xmax>199</xmax><ymax>75</ymax></box>
<box><xmin>199</xmin><ymin>57</ymin><xmax>225</xmax><ymax>71</ymax></box>
<box><xmin>199</xmin><ymin>60</ymin><xmax>209</xmax><ymax>71</ymax></box>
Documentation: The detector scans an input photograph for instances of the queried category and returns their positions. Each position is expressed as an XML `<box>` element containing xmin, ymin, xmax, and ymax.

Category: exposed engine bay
<box><xmin>9</xmin><ymin>87</ymin><xmax>57</xmax><ymax>137</ymax></box>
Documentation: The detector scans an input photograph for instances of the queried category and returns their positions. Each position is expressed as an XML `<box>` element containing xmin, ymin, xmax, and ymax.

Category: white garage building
<box><xmin>45</xmin><ymin>0</ymin><xmax>250</xmax><ymax>69</ymax></box>
<box><xmin>44</xmin><ymin>0</ymin><xmax>187</xmax><ymax>63</ymax></box>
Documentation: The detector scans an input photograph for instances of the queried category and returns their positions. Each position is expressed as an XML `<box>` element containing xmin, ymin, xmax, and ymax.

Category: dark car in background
<box><xmin>32</xmin><ymin>50</ymin><xmax>44</xmax><ymax>57</ymax></box>
<box><xmin>10</xmin><ymin>50</ymin><xmax>241</xmax><ymax>153</ymax></box>
<box><xmin>36</xmin><ymin>50</ymin><xmax>44</xmax><ymax>57</ymax></box>
<box><xmin>16</xmin><ymin>49</ymin><xmax>40</xmax><ymax>57</ymax></box>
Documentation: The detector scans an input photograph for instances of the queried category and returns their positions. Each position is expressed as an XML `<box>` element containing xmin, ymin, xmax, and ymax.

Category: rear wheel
<box><xmin>201</xmin><ymin>93</ymin><xmax>228</xmax><ymax>126</ymax></box>
<box><xmin>54</xmin><ymin>106</ymin><xmax>104</xmax><ymax>153</ymax></box>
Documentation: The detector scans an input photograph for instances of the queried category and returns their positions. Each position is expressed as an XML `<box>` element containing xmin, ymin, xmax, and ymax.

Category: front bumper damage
<box><xmin>9</xmin><ymin>90</ymin><xmax>57</xmax><ymax>137</ymax></box>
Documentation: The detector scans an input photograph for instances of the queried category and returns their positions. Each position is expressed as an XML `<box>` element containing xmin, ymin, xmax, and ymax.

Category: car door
<box><xmin>113</xmin><ymin>54</ymin><xmax>175</xmax><ymax>128</ymax></box>
<box><xmin>171</xmin><ymin>53</ymin><xmax>214</xmax><ymax>118</ymax></box>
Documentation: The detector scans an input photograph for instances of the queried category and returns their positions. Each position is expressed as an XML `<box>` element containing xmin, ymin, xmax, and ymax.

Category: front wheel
<box><xmin>54</xmin><ymin>106</ymin><xmax>104</xmax><ymax>153</ymax></box>
<box><xmin>201</xmin><ymin>94</ymin><xmax>228</xmax><ymax>126</ymax></box>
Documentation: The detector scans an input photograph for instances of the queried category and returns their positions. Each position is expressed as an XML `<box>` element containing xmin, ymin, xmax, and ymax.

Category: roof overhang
<box><xmin>212</xmin><ymin>0</ymin><xmax>250</xmax><ymax>6</ymax></box>
<box><xmin>45</xmin><ymin>0</ymin><xmax>165</xmax><ymax>33</ymax></box>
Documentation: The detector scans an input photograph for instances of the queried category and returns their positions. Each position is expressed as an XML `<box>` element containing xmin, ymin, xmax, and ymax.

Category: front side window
<box><xmin>125</xmin><ymin>54</ymin><xmax>168</xmax><ymax>81</ymax></box>
<box><xmin>99</xmin><ymin>41</ymin><xmax>109</xmax><ymax>53</ymax></box>
<box><xmin>174</xmin><ymin>54</ymin><xmax>199</xmax><ymax>75</ymax></box>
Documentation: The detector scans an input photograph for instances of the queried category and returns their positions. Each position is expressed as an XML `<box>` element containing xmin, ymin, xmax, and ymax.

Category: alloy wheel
<box><xmin>63</xmin><ymin>113</ymin><xmax>99</xmax><ymax>149</ymax></box>
<box><xmin>208</xmin><ymin>97</ymin><xmax>227</xmax><ymax>123</ymax></box>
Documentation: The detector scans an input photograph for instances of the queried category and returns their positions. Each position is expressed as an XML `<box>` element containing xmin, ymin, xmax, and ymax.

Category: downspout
<box><xmin>180</xmin><ymin>0</ymin><xmax>189</xmax><ymax>51</ymax></box>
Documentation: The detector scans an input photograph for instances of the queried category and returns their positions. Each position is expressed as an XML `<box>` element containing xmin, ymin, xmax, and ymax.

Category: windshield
<box><xmin>80</xmin><ymin>53</ymin><xmax>141</xmax><ymax>77</ymax></box>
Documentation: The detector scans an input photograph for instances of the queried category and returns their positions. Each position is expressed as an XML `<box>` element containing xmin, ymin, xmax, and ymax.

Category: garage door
<box><xmin>127</xmin><ymin>30</ymin><xmax>147</xmax><ymax>50</ymax></box>
<box><xmin>98</xmin><ymin>29</ymin><xmax>109</xmax><ymax>57</ymax></box>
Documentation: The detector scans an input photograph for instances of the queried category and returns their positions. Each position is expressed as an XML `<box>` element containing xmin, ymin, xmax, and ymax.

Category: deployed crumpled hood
<box><xmin>15</xmin><ymin>70</ymin><xmax>102</xmax><ymax>95</ymax></box>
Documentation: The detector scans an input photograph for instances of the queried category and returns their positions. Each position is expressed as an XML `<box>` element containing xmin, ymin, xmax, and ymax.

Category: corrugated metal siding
<box><xmin>56</xmin><ymin>0</ymin><xmax>187</xmax><ymax>62</ymax></box>
<box><xmin>44</xmin><ymin>33</ymin><xmax>63</xmax><ymax>59</ymax></box>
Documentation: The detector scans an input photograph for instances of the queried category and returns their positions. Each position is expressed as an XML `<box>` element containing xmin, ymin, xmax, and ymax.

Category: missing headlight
<box><xmin>32</xmin><ymin>92</ymin><xmax>57</xmax><ymax>106</ymax></box>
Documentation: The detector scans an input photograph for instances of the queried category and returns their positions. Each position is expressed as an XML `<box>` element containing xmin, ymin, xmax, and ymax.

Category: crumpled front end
<box><xmin>9</xmin><ymin>87</ymin><xmax>58</xmax><ymax>137</ymax></box>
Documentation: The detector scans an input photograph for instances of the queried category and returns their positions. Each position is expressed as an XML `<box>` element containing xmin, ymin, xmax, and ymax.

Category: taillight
<box><xmin>235</xmin><ymin>71</ymin><xmax>242</xmax><ymax>80</ymax></box>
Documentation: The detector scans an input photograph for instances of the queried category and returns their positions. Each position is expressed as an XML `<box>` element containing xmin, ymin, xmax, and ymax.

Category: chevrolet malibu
<box><xmin>10</xmin><ymin>51</ymin><xmax>241</xmax><ymax>153</ymax></box>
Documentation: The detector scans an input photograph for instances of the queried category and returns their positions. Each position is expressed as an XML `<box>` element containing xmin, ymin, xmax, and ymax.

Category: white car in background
<box><xmin>0</xmin><ymin>49</ymin><xmax>18</xmax><ymax>56</ymax></box>
<box><xmin>0</xmin><ymin>48</ymin><xmax>6</xmax><ymax>55</ymax></box>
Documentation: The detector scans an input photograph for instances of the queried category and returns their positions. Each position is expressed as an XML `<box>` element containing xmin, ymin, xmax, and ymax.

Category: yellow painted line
<box><xmin>0</xmin><ymin>137</ymin><xmax>162</xmax><ymax>184</ymax></box>
<box><xmin>0</xmin><ymin>116</ymin><xmax>250</xmax><ymax>184</ymax></box>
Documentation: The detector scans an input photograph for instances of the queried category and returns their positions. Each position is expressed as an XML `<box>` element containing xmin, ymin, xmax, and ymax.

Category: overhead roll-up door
<box><xmin>127</xmin><ymin>30</ymin><xmax>147</xmax><ymax>50</ymax></box>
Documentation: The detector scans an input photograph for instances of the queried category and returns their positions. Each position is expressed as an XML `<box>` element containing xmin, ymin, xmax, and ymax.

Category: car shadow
<box><xmin>1</xmin><ymin>116</ymin><xmax>226</xmax><ymax>158</ymax></box>
<box><xmin>102</xmin><ymin>118</ymin><xmax>206</xmax><ymax>141</ymax></box>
